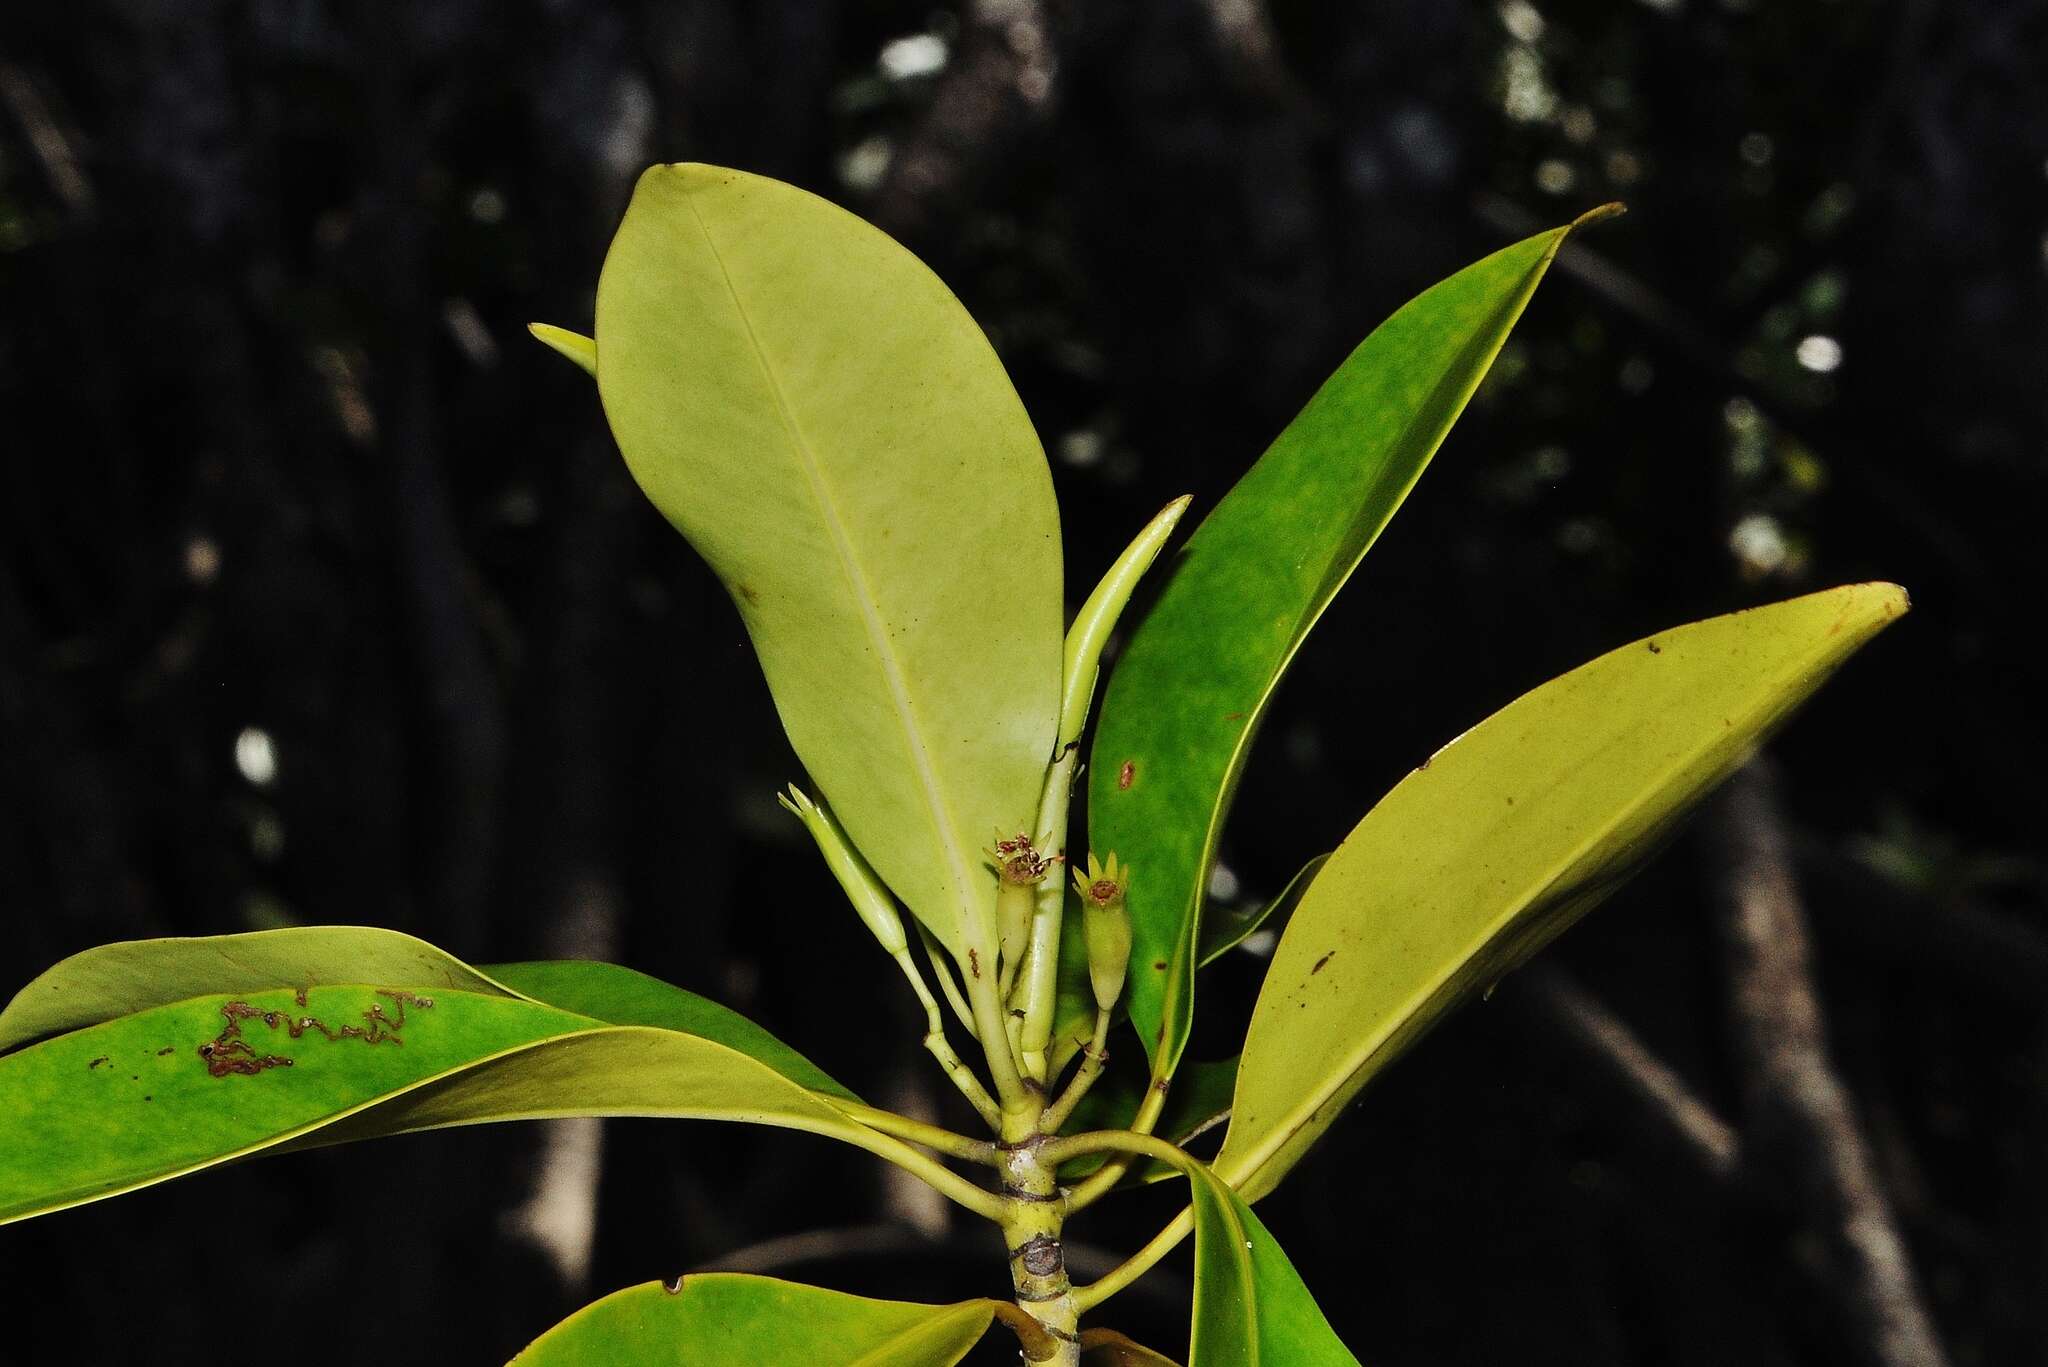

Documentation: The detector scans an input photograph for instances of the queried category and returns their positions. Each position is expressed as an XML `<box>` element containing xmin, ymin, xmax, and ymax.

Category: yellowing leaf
<box><xmin>1218</xmin><ymin>583</ymin><xmax>1907</xmax><ymax>1200</ymax></box>
<box><xmin>595</xmin><ymin>164</ymin><xmax>1061</xmax><ymax>959</ymax></box>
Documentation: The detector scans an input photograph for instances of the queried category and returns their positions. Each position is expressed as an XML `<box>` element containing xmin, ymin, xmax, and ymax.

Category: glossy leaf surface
<box><xmin>0</xmin><ymin>939</ymin><xmax>908</xmax><ymax>1225</ymax></box>
<box><xmin>0</xmin><ymin>926</ymin><xmax>518</xmax><ymax>1053</ymax></box>
<box><xmin>1090</xmin><ymin>212</ymin><xmax>1605</xmax><ymax>1075</ymax></box>
<box><xmin>595</xmin><ymin>164</ymin><xmax>1061</xmax><ymax>958</ymax></box>
<box><xmin>0</xmin><ymin>930</ymin><xmax>844</xmax><ymax>1099</ymax></box>
<box><xmin>1218</xmin><ymin>583</ymin><xmax>1907</xmax><ymax>1201</ymax></box>
<box><xmin>483</xmin><ymin>959</ymin><xmax>853</xmax><ymax>1099</ymax></box>
<box><xmin>1186</xmin><ymin>1165</ymin><xmax>1358</xmax><ymax>1366</ymax></box>
<box><xmin>511</xmin><ymin>1274</ymin><xmax>994</xmax><ymax>1366</ymax></box>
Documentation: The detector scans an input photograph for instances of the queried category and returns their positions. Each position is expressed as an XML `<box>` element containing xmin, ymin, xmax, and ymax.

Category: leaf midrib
<box><xmin>680</xmin><ymin>187</ymin><xmax>973</xmax><ymax>943</ymax></box>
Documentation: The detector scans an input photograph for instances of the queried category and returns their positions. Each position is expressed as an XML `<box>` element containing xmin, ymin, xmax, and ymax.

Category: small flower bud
<box><xmin>988</xmin><ymin>832</ymin><xmax>1057</xmax><ymax>977</ymax></box>
<box><xmin>1073</xmin><ymin>853</ymin><xmax>1132</xmax><ymax>1013</ymax></box>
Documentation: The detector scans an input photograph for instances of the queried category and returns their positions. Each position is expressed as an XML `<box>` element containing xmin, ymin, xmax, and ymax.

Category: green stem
<box><xmin>1041</xmin><ymin>1129</ymin><xmax>1201</xmax><ymax>1318</ymax></box>
<box><xmin>1039</xmin><ymin>1127</ymin><xmax>1188</xmax><ymax>1170</ymax></box>
<box><xmin>1037</xmin><ymin>1009</ymin><xmax>1110</xmax><ymax>1133</ymax></box>
<box><xmin>1061</xmin><ymin>1081</ymin><xmax>1168</xmax><ymax>1213</ymax></box>
<box><xmin>814</xmin><ymin>1117</ymin><xmax>1007</xmax><ymax>1223</ymax></box>
<box><xmin>916</xmin><ymin>922</ymin><xmax>979</xmax><ymax>1038</ymax></box>
<box><xmin>887</xmin><ymin>947</ymin><xmax>1003</xmax><ymax>1129</ymax></box>
<box><xmin>1014</xmin><ymin>743</ymin><xmax>1080</xmax><ymax>1081</ymax></box>
<box><xmin>837</xmin><ymin>1102</ymin><xmax>1000</xmax><ymax>1166</ymax></box>
<box><xmin>996</xmin><ymin>1139</ymin><xmax>1080</xmax><ymax>1365</ymax></box>
<box><xmin>1071</xmin><ymin>1206</ymin><xmax>1194</xmax><ymax>1314</ymax></box>
<box><xmin>966</xmin><ymin>934</ymin><xmax>1032</xmax><ymax>1117</ymax></box>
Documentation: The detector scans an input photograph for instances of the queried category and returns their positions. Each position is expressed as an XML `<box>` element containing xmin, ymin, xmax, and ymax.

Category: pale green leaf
<box><xmin>595</xmin><ymin>163</ymin><xmax>1061</xmax><ymax>959</ymax></box>
<box><xmin>510</xmin><ymin>1274</ymin><xmax>994</xmax><ymax>1366</ymax></box>
<box><xmin>1218</xmin><ymin>582</ymin><xmax>1908</xmax><ymax>1201</ymax></box>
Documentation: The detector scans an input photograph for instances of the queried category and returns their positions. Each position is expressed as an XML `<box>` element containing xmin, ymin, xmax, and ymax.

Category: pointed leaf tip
<box><xmin>1218</xmin><ymin>582</ymin><xmax>1908</xmax><ymax>1202</ymax></box>
<box><xmin>528</xmin><ymin>323</ymin><xmax>597</xmax><ymax>377</ymax></box>
<box><xmin>1571</xmin><ymin>201</ymin><xmax>1627</xmax><ymax>230</ymax></box>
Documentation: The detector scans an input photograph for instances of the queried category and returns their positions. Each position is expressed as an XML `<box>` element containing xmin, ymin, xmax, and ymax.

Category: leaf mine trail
<box><xmin>197</xmin><ymin>990</ymin><xmax>434</xmax><ymax>1078</ymax></box>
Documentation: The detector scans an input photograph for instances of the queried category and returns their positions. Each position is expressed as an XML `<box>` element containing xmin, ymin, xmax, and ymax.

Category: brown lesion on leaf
<box><xmin>87</xmin><ymin>1056</ymin><xmax>108</xmax><ymax>1070</ymax></box>
<box><xmin>156</xmin><ymin>1046</ymin><xmax>176</xmax><ymax>1056</ymax></box>
<box><xmin>1117</xmin><ymin>760</ymin><xmax>1135</xmax><ymax>790</ymax></box>
<box><xmin>968</xmin><ymin>948</ymin><xmax>981</xmax><ymax>979</ymax></box>
<box><xmin>1312</xmin><ymin>951</ymin><xmax>1336</xmax><ymax>975</ymax></box>
<box><xmin>198</xmin><ymin>989</ymin><xmax>435</xmax><ymax>1078</ymax></box>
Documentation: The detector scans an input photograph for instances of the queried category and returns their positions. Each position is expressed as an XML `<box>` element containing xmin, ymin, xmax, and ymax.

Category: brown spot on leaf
<box><xmin>968</xmin><ymin>949</ymin><xmax>981</xmax><ymax>979</ymax></box>
<box><xmin>156</xmin><ymin>1046</ymin><xmax>176</xmax><ymax>1056</ymax></box>
<box><xmin>1151</xmin><ymin>960</ymin><xmax>1168</xmax><ymax>971</ymax></box>
<box><xmin>1224</xmin><ymin>711</ymin><xmax>1246</xmax><ymax>721</ymax></box>
<box><xmin>1312</xmin><ymin>951</ymin><xmax>1336</xmax><ymax>975</ymax></box>
<box><xmin>1117</xmin><ymin>760</ymin><xmax>1135</xmax><ymax>790</ymax></box>
<box><xmin>1646</xmin><ymin>640</ymin><xmax>1661</xmax><ymax>654</ymax></box>
<box><xmin>87</xmin><ymin>1056</ymin><xmax>108</xmax><ymax>1070</ymax></box>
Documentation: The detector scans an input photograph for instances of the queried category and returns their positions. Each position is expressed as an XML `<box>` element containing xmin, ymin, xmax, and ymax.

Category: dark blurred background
<box><xmin>1</xmin><ymin>1</ymin><xmax>2044</xmax><ymax>1363</ymax></box>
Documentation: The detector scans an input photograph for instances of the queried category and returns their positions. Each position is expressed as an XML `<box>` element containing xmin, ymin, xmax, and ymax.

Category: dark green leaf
<box><xmin>1088</xmin><ymin>214</ymin><xmax>1604</xmax><ymax>1076</ymax></box>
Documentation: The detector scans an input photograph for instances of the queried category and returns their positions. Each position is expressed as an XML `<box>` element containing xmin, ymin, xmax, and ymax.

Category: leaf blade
<box><xmin>0</xmin><ymin>926</ymin><xmax>522</xmax><ymax>1054</ymax></box>
<box><xmin>482</xmin><ymin>958</ymin><xmax>855</xmax><ymax>1100</ymax></box>
<box><xmin>1183</xmin><ymin>1163</ymin><xmax>1358</xmax><ymax>1366</ymax></box>
<box><xmin>1217</xmin><ymin>582</ymin><xmax>1908</xmax><ymax>1201</ymax></box>
<box><xmin>595</xmin><ymin>164</ymin><xmax>1061</xmax><ymax>957</ymax></box>
<box><xmin>510</xmin><ymin>1274</ymin><xmax>995</xmax><ymax>1366</ymax></box>
<box><xmin>1090</xmin><ymin>221</ymin><xmax>1588</xmax><ymax>1075</ymax></box>
<box><xmin>0</xmin><ymin>936</ymin><xmax>906</xmax><ymax>1226</ymax></box>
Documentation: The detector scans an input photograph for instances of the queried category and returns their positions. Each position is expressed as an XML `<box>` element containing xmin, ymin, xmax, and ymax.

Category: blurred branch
<box><xmin>1508</xmin><ymin>963</ymin><xmax>1741</xmax><ymax>1184</ymax></box>
<box><xmin>0</xmin><ymin>59</ymin><xmax>94</xmax><ymax>219</ymax></box>
<box><xmin>1711</xmin><ymin>760</ymin><xmax>1951</xmax><ymax>1367</ymax></box>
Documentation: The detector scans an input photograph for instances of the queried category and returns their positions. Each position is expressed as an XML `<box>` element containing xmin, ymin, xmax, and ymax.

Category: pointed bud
<box><xmin>779</xmin><ymin>783</ymin><xmax>907</xmax><ymax>957</ymax></box>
